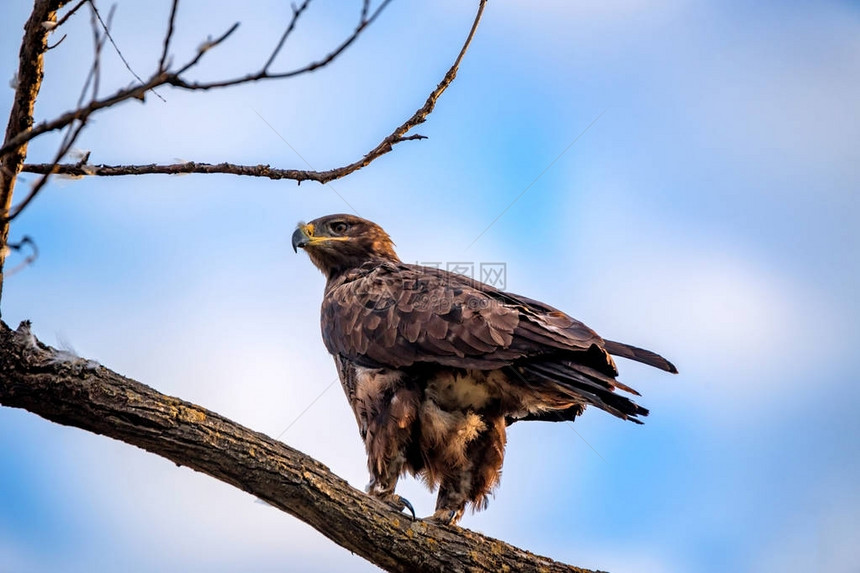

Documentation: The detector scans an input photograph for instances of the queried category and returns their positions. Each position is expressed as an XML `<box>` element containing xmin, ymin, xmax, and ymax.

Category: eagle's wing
<box><xmin>322</xmin><ymin>262</ymin><xmax>612</xmax><ymax>372</ymax></box>
<box><xmin>323</xmin><ymin>262</ymin><xmax>674</xmax><ymax>423</ymax></box>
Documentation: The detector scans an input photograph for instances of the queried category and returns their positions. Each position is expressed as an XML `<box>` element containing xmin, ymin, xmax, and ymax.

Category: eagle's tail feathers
<box><xmin>603</xmin><ymin>340</ymin><xmax>678</xmax><ymax>374</ymax></box>
<box><xmin>522</xmin><ymin>362</ymin><xmax>649</xmax><ymax>423</ymax></box>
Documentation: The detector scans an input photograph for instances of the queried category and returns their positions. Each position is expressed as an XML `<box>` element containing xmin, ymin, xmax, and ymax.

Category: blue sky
<box><xmin>1</xmin><ymin>1</ymin><xmax>859</xmax><ymax>571</ymax></box>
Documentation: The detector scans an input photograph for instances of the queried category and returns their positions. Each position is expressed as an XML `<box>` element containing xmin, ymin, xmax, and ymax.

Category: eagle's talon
<box><xmin>380</xmin><ymin>493</ymin><xmax>415</xmax><ymax>520</ymax></box>
<box><xmin>400</xmin><ymin>496</ymin><xmax>416</xmax><ymax>520</ymax></box>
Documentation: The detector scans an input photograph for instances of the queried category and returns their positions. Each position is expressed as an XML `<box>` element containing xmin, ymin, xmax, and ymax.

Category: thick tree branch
<box><xmin>0</xmin><ymin>320</ymin><xmax>597</xmax><ymax>573</ymax></box>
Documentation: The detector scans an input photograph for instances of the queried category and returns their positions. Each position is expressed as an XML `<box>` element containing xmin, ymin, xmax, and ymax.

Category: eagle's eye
<box><xmin>330</xmin><ymin>221</ymin><xmax>350</xmax><ymax>234</ymax></box>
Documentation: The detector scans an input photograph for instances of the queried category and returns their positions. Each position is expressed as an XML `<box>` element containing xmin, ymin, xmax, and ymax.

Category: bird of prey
<box><xmin>292</xmin><ymin>214</ymin><xmax>677</xmax><ymax>524</ymax></box>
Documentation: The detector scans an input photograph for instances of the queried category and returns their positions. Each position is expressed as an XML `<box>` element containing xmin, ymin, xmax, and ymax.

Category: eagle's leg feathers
<box><xmin>360</xmin><ymin>380</ymin><xmax>421</xmax><ymax>519</ymax></box>
<box><xmin>425</xmin><ymin>414</ymin><xmax>507</xmax><ymax>526</ymax></box>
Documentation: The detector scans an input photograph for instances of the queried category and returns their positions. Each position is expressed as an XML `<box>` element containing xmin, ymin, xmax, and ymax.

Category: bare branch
<box><xmin>55</xmin><ymin>0</ymin><xmax>88</xmax><ymax>28</ymax></box>
<box><xmin>46</xmin><ymin>33</ymin><xmax>68</xmax><ymax>50</ymax></box>
<box><xmin>0</xmin><ymin>320</ymin><xmax>596</xmax><ymax>573</ymax></box>
<box><xmin>19</xmin><ymin>160</ymin><xmax>353</xmax><ymax>183</ymax></box>
<box><xmin>169</xmin><ymin>0</ymin><xmax>393</xmax><ymax>90</ymax></box>
<box><xmin>2</xmin><ymin>1</ymin><xmax>111</xmax><ymax>224</ymax></box>
<box><xmin>6</xmin><ymin>120</ymin><xmax>87</xmax><ymax>222</ymax></box>
<box><xmin>158</xmin><ymin>0</ymin><xmax>180</xmax><ymax>72</ymax></box>
<box><xmin>17</xmin><ymin>154</ymin><xmax>406</xmax><ymax>183</ymax></box>
<box><xmin>0</xmin><ymin>17</ymin><xmax>241</xmax><ymax>159</ymax></box>
<box><xmin>83</xmin><ymin>0</ymin><xmax>112</xmax><ymax>106</ymax></box>
<box><xmin>1</xmin><ymin>76</ymin><xmax>148</xmax><ymax>159</ymax></box>
<box><xmin>89</xmin><ymin>0</ymin><xmax>166</xmax><ymax>102</ymax></box>
<box><xmin>262</xmin><ymin>0</ymin><xmax>312</xmax><ymax>73</ymax></box>
<box><xmin>1</xmin><ymin>236</ymin><xmax>39</xmax><ymax>279</ymax></box>
<box><xmin>170</xmin><ymin>21</ymin><xmax>241</xmax><ymax>75</ymax></box>
<box><xmin>0</xmin><ymin>0</ymin><xmax>396</xmax><ymax>158</ymax></box>
<box><xmin>20</xmin><ymin>0</ymin><xmax>487</xmax><ymax>186</ymax></box>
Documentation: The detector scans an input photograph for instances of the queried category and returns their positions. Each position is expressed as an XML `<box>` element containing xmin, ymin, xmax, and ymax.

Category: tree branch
<box><xmin>262</xmin><ymin>0</ymin><xmax>312</xmax><ymax>73</ymax></box>
<box><xmin>17</xmin><ymin>160</ymin><xmax>379</xmax><ymax>183</ymax></box>
<box><xmin>3</xmin><ymin>0</ymin><xmax>112</xmax><ymax>224</ymax></box>
<box><xmin>19</xmin><ymin>0</ymin><xmax>487</xmax><ymax>185</ymax></box>
<box><xmin>168</xmin><ymin>0</ymin><xmax>393</xmax><ymax>91</ymax></box>
<box><xmin>0</xmin><ymin>0</ymin><xmax>68</xmax><ymax>308</ymax></box>
<box><xmin>0</xmin><ymin>0</ymin><xmax>407</xmax><ymax>228</ymax></box>
<box><xmin>55</xmin><ymin>0</ymin><xmax>88</xmax><ymax>29</ymax></box>
<box><xmin>0</xmin><ymin>320</ymin><xmax>597</xmax><ymax>573</ymax></box>
<box><xmin>0</xmin><ymin>0</ymin><xmax>396</xmax><ymax>159</ymax></box>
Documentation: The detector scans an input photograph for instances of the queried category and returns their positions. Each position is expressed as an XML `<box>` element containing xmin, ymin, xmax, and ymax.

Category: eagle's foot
<box><xmin>378</xmin><ymin>493</ymin><xmax>415</xmax><ymax>520</ymax></box>
<box><xmin>427</xmin><ymin>508</ymin><xmax>463</xmax><ymax>526</ymax></box>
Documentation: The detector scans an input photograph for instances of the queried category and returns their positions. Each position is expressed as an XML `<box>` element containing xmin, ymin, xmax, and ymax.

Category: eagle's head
<box><xmin>292</xmin><ymin>214</ymin><xmax>399</xmax><ymax>278</ymax></box>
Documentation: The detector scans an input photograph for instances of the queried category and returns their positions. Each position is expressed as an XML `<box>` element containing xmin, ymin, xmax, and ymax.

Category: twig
<box><xmin>158</xmin><ymin>0</ymin><xmax>179</xmax><ymax>72</ymax></box>
<box><xmin>7</xmin><ymin>120</ymin><xmax>86</xmax><ymax>222</ymax></box>
<box><xmin>168</xmin><ymin>0</ymin><xmax>393</xmax><ymax>91</ymax></box>
<box><xmin>262</xmin><ymin>0</ymin><xmax>312</xmax><ymax>73</ymax></box>
<box><xmin>55</xmin><ymin>0</ymin><xmax>88</xmax><ymax>28</ymax></box>
<box><xmin>46</xmin><ymin>34</ymin><xmax>68</xmax><ymax>50</ymax></box>
<box><xmin>90</xmin><ymin>0</ymin><xmax>166</xmax><ymax>102</ymax></box>
<box><xmin>0</xmin><ymin>17</ymin><xmax>238</xmax><ymax>159</ymax></box>
<box><xmin>0</xmin><ymin>320</ymin><xmax>595</xmax><ymax>573</ymax></box>
<box><xmin>171</xmin><ymin>21</ymin><xmax>241</xmax><ymax>76</ymax></box>
<box><xmin>83</xmin><ymin>0</ymin><xmax>112</xmax><ymax>106</ymax></box>
<box><xmin>1</xmin><ymin>235</ymin><xmax>39</xmax><ymax>278</ymax></box>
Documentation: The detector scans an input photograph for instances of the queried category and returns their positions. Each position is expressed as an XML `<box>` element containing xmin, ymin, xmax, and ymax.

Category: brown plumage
<box><xmin>292</xmin><ymin>214</ymin><xmax>677</xmax><ymax>524</ymax></box>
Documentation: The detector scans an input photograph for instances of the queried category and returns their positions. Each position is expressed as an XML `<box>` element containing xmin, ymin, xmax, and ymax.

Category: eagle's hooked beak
<box><xmin>291</xmin><ymin>224</ymin><xmax>312</xmax><ymax>253</ymax></box>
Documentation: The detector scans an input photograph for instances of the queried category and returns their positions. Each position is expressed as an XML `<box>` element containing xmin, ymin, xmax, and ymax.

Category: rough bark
<box><xmin>0</xmin><ymin>320</ymin><xmax>600</xmax><ymax>573</ymax></box>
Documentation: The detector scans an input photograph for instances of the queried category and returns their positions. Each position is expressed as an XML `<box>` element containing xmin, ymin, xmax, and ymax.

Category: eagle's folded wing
<box><xmin>322</xmin><ymin>262</ymin><xmax>613</xmax><ymax>373</ymax></box>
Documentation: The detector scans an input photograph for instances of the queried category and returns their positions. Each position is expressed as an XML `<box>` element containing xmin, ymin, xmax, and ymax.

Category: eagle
<box><xmin>292</xmin><ymin>214</ymin><xmax>676</xmax><ymax>524</ymax></box>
